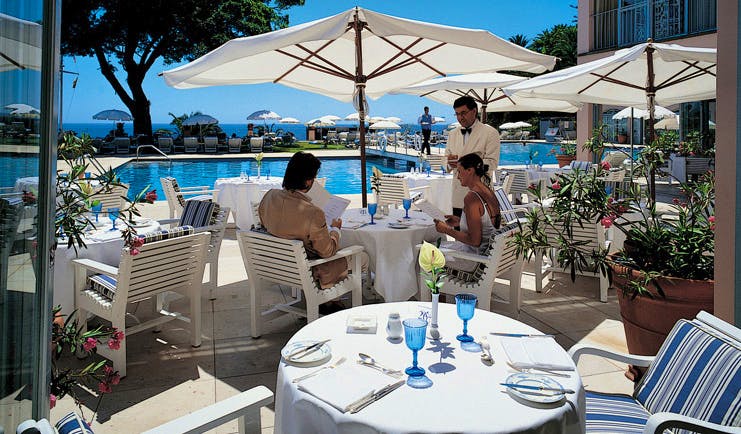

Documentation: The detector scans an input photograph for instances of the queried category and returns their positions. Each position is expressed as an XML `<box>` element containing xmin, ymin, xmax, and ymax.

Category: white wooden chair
<box><xmin>418</xmin><ymin>224</ymin><xmax>525</xmax><ymax>314</ymax></box>
<box><xmin>237</xmin><ymin>230</ymin><xmax>364</xmax><ymax>337</ymax></box>
<box><xmin>73</xmin><ymin>228</ymin><xmax>210</xmax><ymax>378</ymax></box>
<box><xmin>228</xmin><ymin>137</ymin><xmax>243</xmax><ymax>153</ymax></box>
<box><xmin>158</xmin><ymin>200</ymin><xmax>229</xmax><ymax>299</ymax></box>
<box><xmin>569</xmin><ymin>311</ymin><xmax>741</xmax><ymax>434</ymax></box>
<box><xmin>184</xmin><ymin>137</ymin><xmax>199</xmax><ymax>153</ymax></box>
<box><xmin>204</xmin><ymin>136</ymin><xmax>218</xmax><ymax>153</ymax></box>
<box><xmin>601</xmin><ymin>150</ymin><xmax>631</xmax><ymax>169</ymax></box>
<box><xmin>425</xmin><ymin>153</ymin><xmax>446</xmax><ymax>171</ymax></box>
<box><xmin>142</xmin><ymin>385</ymin><xmax>274</xmax><ymax>434</ymax></box>
<box><xmin>160</xmin><ymin>176</ymin><xmax>218</xmax><ymax>219</ymax></box>
<box><xmin>90</xmin><ymin>184</ymin><xmax>129</xmax><ymax>212</ymax></box>
<box><xmin>375</xmin><ymin>175</ymin><xmax>430</xmax><ymax>209</ymax></box>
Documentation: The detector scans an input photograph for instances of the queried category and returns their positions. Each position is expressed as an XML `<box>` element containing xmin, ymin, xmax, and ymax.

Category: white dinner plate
<box><xmin>504</xmin><ymin>373</ymin><xmax>566</xmax><ymax>404</ymax></box>
<box><xmin>130</xmin><ymin>218</ymin><xmax>152</xmax><ymax>228</ymax></box>
<box><xmin>281</xmin><ymin>340</ymin><xmax>332</xmax><ymax>367</ymax></box>
<box><xmin>387</xmin><ymin>222</ymin><xmax>410</xmax><ymax>229</ymax></box>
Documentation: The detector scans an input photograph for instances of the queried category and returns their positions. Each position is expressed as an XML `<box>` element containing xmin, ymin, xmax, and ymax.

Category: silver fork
<box><xmin>506</xmin><ymin>361</ymin><xmax>570</xmax><ymax>378</ymax></box>
<box><xmin>292</xmin><ymin>356</ymin><xmax>347</xmax><ymax>383</ymax></box>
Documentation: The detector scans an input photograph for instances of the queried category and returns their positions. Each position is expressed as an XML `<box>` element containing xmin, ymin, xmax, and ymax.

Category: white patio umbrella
<box><xmin>5</xmin><ymin>103</ymin><xmax>40</xmax><ymax>115</ymax></box>
<box><xmin>368</xmin><ymin>120</ymin><xmax>401</xmax><ymax>130</ymax></box>
<box><xmin>433</xmin><ymin>116</ymin><xmax>446</xmax><ymax>123</ymax></box>
<box><xmin>612</xmin><ymin>105</ymin><xmax>675</xmax><ymax>120</ymax></box>
<box><xmin>92</xmin><ymin>109</ymin><xmax>133</xmax><ymax>121</ymax></box>
<box><xmin>386</xmin><ymin>116</ymin><xmax>402</xmax><ymax>124</ymax></box>
<box><xmin>279</xmin><ymin>117</ymin><xmax>301</xmax><ymax>124</ymax></box>
<box><xmin>505</xmin><ymin>41</ymin><xmax>716</xmax><ymax>200</ymax></box>
<box><xmin>498</xmin><ymin>122</ymin><xmax>518</xmax><ymax>130</ymax></box>
<box><xmin>655</xmin><ymin>115</ymin><xmax>679</xmax><ymax>130</ymax></box>
<box><xmin>182</xmin><ymin>113</ymin><xmax>219</xmax><ymax>136</ymax></box>
<box><xmin>344</xmin><ymin>112</ymin><xmax>361</xmax><ymax>121</ymax></box>
<box><xmin>369</xmin><ymin>116</ymin><xmax>387</xmax><ymax>123</ymax></box>
<box><xmin>512</xmin><ymin>121</ymin><xmax>532</xmax><ymax>128</ymax></box>
<box><xmin>162</xmin><ymin>7</ymin><xmax>556</xmax><ymax>204</ymax></box>
<box><xmin>321</xmin><ymin>115</ymin><xmax>341</xmax><ymax>121</ymax></box>
<box><xmin>447</xmin><ymin>122</ymin><xmax>461</xmax><ymax>130</ymax></box>
<box><xmin>0</xmin><ymin>13</ymin><xmax>41</xmax><ymax>72</ymax></box>
<box><xmin>392</xmin><ymin>72</ymin><xmax>579</xmax><ymax>122</ymax></box>
<box><xmin>305</xmin><ymin>118</ymin><xmax>336</xmax><ymax>127</ymax></box>
<box><xmin>247</xmin><ymin>110</ymin><xmax>281</xmax><ymax>121</ymax></box>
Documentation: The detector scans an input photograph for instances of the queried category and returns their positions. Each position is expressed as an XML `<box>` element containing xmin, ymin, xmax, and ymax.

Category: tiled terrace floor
<box><xmin>49</xmin><ymin>198</ymin><xmax>636</xmax><ymax>433</ymax></box>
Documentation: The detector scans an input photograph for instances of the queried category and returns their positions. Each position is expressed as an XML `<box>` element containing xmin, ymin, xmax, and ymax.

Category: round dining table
<box><xmin>398</xmin><ymin>171</ymin><xmax>454</xmax><ymax>214</ymax></box>
<box><xmin>275</xmin><ymin>302</ymin><xmax>586</xmax><ymax>434</ymax></box>
<box><xmin>340</xmin><ymin>208</ymin><xmax>440</xmax><ymax>302</ymax></box>
<box><xmin>214</xmin><ymin>176</ymin><xmax>283</xmax><ymax>229</ymax></box>
<box><xmin>53</xmin><ymin>218</ymin><xmax>161</xmax><ymax>315</ymax></box>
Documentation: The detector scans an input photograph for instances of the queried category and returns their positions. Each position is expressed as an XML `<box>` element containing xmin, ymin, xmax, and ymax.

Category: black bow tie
<box><xmin>461</xmin><ymin>127</ymin><xmax>472</xmax><ymax>135</ymax></box>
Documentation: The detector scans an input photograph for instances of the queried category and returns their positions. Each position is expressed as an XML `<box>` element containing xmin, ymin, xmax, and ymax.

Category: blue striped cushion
<box><xmin>165</xmin><ymin>177</ymin><xmax>186</xmax><ymax>207</ymax></box>
<box><xmin>55</xmin><ymin>412</ymin><xmax>94</xmax><ymax>434</ymax></box>
<box><xmin>138</xmin><ymin>225</ymin><xmax>194</xmax><ymax>244</ymax></box>
<box><xmin>635</xmin><ymin>319</ymin><xmax>741</xmax><ymax>433</ymax></box>
<box><xmin>585</xmin><ymin>391</ymin><xmax>651</xmax><ymax>433</ymax></box>
<box><xmin>179</xmin><ymin>200</ymin><xmax>215</xmax><ymax>227</ymax></box>
<box><xmin>570</xmin><ymin>160</ymin><xmax>593</xmax><ymax>171</ymax></box>
<box><xmin>89</xmin><ymin>274</ymin><xmax>117</xmax><ymax>300</ymax></box>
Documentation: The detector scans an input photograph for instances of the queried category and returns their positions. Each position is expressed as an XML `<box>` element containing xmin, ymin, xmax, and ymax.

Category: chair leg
<box><xmin>190</xmin><ymin>283</ymin><xmax>202</xmax><ymax>347</ymax></box>
<box><xmin>111</xmin><ymin>318</ymin><xmax>127</xmax><ymax>378</ymax></box>
<box><xmin>249</xmin><ymin>278</ymin><xmax>261</xmax><ymax>338</ymax></box>
<box><xmin>208</xmin><ymin>256</ymin><xmax>218</xmax><ymax>300</ymax></box>
<box><xmin>599</xmin><ymin>274</ymin><xmax>609</xmax><ymax>303</ymax></box>
<box><xmin>535</xmin><ymin>250</ymin><xmax>545</xmax><ymax>293</ymax></box>
<box><xmin>351</xmin><ymin>254</ymin><xmax>362</xmax><ymax>307</ymax></box>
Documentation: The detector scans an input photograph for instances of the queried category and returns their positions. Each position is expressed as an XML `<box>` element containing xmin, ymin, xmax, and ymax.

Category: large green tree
<box><xmin>61</xmin><ymin>0</ymin><xmax>305</xmax><ymax>136</ymax></box>
<box><xmin>528</xmin><ymin>24</ymin><xmax>577</xmax><ymax>70</ymax></box>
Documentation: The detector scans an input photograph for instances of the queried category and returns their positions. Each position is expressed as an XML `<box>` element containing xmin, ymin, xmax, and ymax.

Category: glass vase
<box><xmin>429</xmin><ymin>292</ymin><xmax>440</xmax><ymax>340</ymax></box>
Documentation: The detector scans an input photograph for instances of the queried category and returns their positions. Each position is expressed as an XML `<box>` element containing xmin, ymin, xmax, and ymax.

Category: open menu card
<box><xmin>413</xmin><ymin>199</ymin><xmax>447</xmax><ymax>221</ymax></box>
<box><xmin>305</xmin><ymin>181</ymin><xmax>351</xmax><ymax>227</ymax></box>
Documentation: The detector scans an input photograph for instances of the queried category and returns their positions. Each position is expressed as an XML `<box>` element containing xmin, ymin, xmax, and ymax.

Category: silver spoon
<box><xmin>358</xmin><ymin>353</ymin><xmax>404</xmax><ymax>378</ymax></box>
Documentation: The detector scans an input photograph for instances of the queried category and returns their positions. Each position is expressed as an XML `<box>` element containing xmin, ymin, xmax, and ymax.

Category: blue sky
<box><xmin>61</xmin><ymin>0</ymin><xmax>576</xmax><ymax>125</ymax></box>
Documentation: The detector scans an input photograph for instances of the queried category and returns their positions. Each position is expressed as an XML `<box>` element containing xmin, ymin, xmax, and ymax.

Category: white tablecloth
<box><xmin>53</xmin><ymin>219</ymin><xmax>161</xmax><ymax>315</ymax></box>
<box><xmin>340</xmin><ymin>208</ymin><xmax>439</xmax><ymax>302</ymax></box>
<box><xmin>214</xmin><ymin>176</ymin><xmax>283</xmax><ymax>230</ymax></box>
<box><xmin>398</xmin><ymin>172</ymin><xmax>454</xmax><ymax>214</ymax></box>
<box><xmin>275</xmin><ymin>302</ymin><xmax>586</xmax><ymax>434</ymax></box>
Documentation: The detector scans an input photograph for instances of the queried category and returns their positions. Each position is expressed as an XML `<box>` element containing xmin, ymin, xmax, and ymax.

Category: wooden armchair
<box><xmin>375</xmin><ymin>175</ymin><xmax>430</xmax><ymax>209</ymax></box>
<box><xmin>160</xmin><ymin>176</ymin><xmax>217</xmax><ymax>219</ymax></box>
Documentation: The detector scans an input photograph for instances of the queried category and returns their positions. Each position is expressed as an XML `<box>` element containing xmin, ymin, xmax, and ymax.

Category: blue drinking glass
<box><xmin>368</xmin><ymin>203</ymin><xmax>377</xmax><ymax>225</ymax></box>
<box><xmin>403</xmin><ymin>318</ymin><xmax>432</xmax><ymax>388</ymax></box>
<box><xmin>91</xmin><ymin>203</ymin><xmax>102</xmax><ymax>223</ymax></box>
<box><xmin>455</xmin><ymin>293</ymin><xmax>477</xmax><ymax>343</ymax></box>
<box><xmin>402</xmin><ymin>198</ymin><xmax>412</xmax><ymax>219</ymax></box>
<box><xmin>107</xmin><ymin>208</ymin><xmax>120</xmax><ymax>231</ymax></box>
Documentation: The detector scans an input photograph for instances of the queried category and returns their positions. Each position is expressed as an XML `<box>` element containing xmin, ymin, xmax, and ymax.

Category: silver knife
<box><xmin>349</xmin><ymin>380</ymin><xmax>405</xmax><ymax>413</ymax></box>
<box><xmin>285</xmin><ymin>339</ymin><xmax>331</xmax><ymax>360</ymax></box>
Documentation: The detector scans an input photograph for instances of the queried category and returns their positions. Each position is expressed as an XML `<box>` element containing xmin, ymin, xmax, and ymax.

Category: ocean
<box><xmin>63</xmin><ymin>122</ymin><xmax>451</xmax><ymax>142</ymax></box>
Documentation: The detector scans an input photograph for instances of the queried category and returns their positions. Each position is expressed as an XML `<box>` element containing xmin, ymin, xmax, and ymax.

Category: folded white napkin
<box><xmin>297</xmin><ymin>362</ymin><xmax>396</xmax><ymax>412</ymax></box>
<box><xmin>500</xmin><ymin>336</ymin><xmax>575</xmax><ymax>371</ymax></box>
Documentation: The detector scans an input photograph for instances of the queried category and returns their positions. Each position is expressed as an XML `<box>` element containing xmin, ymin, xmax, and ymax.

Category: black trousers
<box><xmin>421</xmin><ymin>129</ymin><xmax>431</xmax><ymax>155</ymax></box>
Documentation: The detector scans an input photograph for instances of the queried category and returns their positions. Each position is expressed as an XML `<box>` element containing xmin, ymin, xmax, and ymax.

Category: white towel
<box><xmin>297</xmin><ymin>362</ymin><xmax>396</xmax><ymax>413</ymax></box>
<box><xmin>500</xmin><ymin>336</ymin><xmax>575</xmax><ymax>371</ymax></box>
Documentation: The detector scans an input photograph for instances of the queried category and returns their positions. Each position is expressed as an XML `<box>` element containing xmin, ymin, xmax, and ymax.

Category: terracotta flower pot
<box><xmin>611</xmin><ymin>262</ymin><xmax>714</xmax><ymax>356</ymax></box>
<box><xmin>555</xmin><ymin>154</ymin><xmax>576</xmax><ymax>168</ymax></box>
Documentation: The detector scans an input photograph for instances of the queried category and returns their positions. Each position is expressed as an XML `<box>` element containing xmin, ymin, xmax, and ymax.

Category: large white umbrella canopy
<box><xmin>392</xmin><ymin>72</ymin><xmax>579</xmax><ymax>122</ymax></box>
<box><xmin>279</xmin><ymin>117</ymin><xmax>301</xmax><ymax>124</ymax></box>
<box><xmin>0</xmin><ymin>13</ymin><xmax>41</xmax><ymax>72</ymax></box>
<box><xmin>655</xmin><ymin>115</ymin><xmax>679</xmax><ymax>130</ymax></box>
<box><xmin>611</xmin><ymin>105</ymin><xmax>675</xmax><ymax>120</ymax></box>
<box><xmin>247</xmin><ymin>110</ymin><xmax>281</xmax><ymax>121</ymax></box>
<box><xmin>92</xmin><ymin>109</ymin><xmax>133</xmax><ymax>121</ymax></box>
<box><xmin>162</xmin><ymin>7</ymin><xmax>556</xmax><ymax>205</ymax></box>
<box><xmin>505</xmin><ymin>41</ymin><xmax>716</xmax><ymax>201</ymax></box>
<box><xmin>498</xmin><ymin>122</ymin><xmax>519</xmax><ymax>130</ymax></box>
<box><xmin>369</xmin><ymin>120</ymin><xmax>401</xmax><ymax>130</ymax></box>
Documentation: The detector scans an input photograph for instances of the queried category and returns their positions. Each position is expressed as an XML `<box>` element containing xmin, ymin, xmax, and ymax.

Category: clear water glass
<box><xmin>455</xmin><ymin>293</ymin><xmax>477</xmax><ymax>343</ymax></box>
<box><xmin>403</xmin><ymin>318</ymin><xmax>432</xmax><ymax>388</ymax></box>
<box><xmin>402</xmin><ymin>198</ymin><xmax>412</xmax><ymax>219</ymax></box>
<box><xmin>107</xmin><ymin>207</ymin><xmax>120</xmax><ymax>231</ymax></box>
<box><xmin>368</xmin><ymin>203</ymin><xmax>377</xmax><ymax>225</ymax></box>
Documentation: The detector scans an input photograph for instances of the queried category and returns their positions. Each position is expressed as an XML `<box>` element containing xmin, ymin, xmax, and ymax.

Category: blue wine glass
<box><xmin>107</xmin><ymin>208</ymin><xmax>120</xmax><ymax>231</ymax></box>
<box><xmin>402</xmin><ymin>198</ymin><xmax>412</xmax><ymax>219</ymax></box>
<box><xmin>91</xmin><ymin>202</ymin><xmax>102</xmax><ymax>223</ymax></box>
<box><xmin>403</xmin><ymin>318</ymin><xmax>432</xmax><ymax>389</ymax></box>
<box><xmin>455</xmin><ymin>293</ymin><xmax>477</xmax><ymax>343</ymax></box>
<box><xmin>368</xmin><ymin>203</ymin><xmax>377</xmax><ymax>225</ymax></box>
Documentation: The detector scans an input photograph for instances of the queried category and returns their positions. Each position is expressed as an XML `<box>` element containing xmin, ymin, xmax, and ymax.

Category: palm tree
<box><xmin>508</xmin><ymin>34</ymin><xmax>529</xmax><ymax>47</ymax></box>
<box><xmin>528</xmin><ymin>24</ymin><xmax>577</xmax><ymax>70</ymax></box>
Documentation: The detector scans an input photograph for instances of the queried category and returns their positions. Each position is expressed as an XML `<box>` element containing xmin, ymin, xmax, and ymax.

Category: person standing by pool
<box><xmin>418</xmin><ymin>106</ymin><xmax>435</xmax><ymax>155</ymax></box>
<box><xmin>445</xmin><ymin>95</ymin><xmax>500</xmax><ymax>218</ymax></box>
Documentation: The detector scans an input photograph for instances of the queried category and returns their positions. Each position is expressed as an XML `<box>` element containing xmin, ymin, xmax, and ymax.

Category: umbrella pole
<box><xmin>646</xmin><ymin>44</ymin><xmax>657</xmax><ymax>204</ymax></box>
<box><xmin>354</xmin><ymin>8</ymin><xmax>369</xmax><ymax>207</ymax></box>
<box><xmin>630</xmin><ymin>108</ymin><xmax>634</xmax><ymax>183</ymax></box>
<box><xmin>480</xmin><ymin>103</ymin><xmax>487</xmax><ymax>123</ymax></box>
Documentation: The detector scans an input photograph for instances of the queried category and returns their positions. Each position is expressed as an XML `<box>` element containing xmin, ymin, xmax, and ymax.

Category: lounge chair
<box><xmin>204</xmin><ymin>136</ymin><xmax>218</xmax><ymax>153</ymax></box>
<box><xmin>249</xmin><ymin>137</ymin><xmax>263</xmax><ymax>153</ymax></box>
<box><xmin>544</xmin><ymin>127</ymin><xmax>561</xmax><ymax>142</ymax></box>
<box><xmin>156</xmin><ymin>137</ymin><xmax>173</xmax><ymax>154</ymax></box>
<box><xmin>114</xmin><ymin>137</ymin><xmax>131</xmax><ymax>154</ymax></box>
<box><xmin>228</xmin><ymin>137</ymin><xmax>243</xmax><ymax>153</ymax></box>
<box><xmin>183</xmin><ymin>137</ymin><xmax>199</xmax><ymax>153</ymax></box>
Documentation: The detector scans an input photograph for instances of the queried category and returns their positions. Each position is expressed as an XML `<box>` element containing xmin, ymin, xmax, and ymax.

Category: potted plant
<box><xmin>548</xmin><ymin>141</ymin><xmax>576</xmax><ymax>167</ymax></box>
<box><xmin>513</xmin><ymin>134</ymin><xmax>715</xmax><ymax>363</ymax></box>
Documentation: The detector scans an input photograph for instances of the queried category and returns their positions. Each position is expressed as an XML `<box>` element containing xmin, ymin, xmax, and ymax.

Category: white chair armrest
<box><xmin>307</xmin><ymin>245</ymin><xmax>364</xmax><ymax>267</ymax></box>
<box><xmin>180</xmin><ymin>189</ymin><xmax>219</xmax><ymax>196</ymax></box>
<box><xmin>71</xmin><ymin>258</ymin><xmax>119</xmax><ymax>277</ymax></box>
<box><xmin>142</xmin><ymin>385</ymin><xmax>274</xmax><ymax>434</ymax></box>
<box><xmin>438</xmin><ymin>247</ymin><xmax>489</xmax><ymax>264</ymax></box>
<box><xmin>568</xmin><ymin>343</ymin><xmax>655</xmax><ymax>366</ymax></box>
<box><xmin>644</xmin><ymin>412</ymin><xmax>741</xmax><ymax>434</ymax></box>
<box><xmin>409</xmin><ymin>185</ymin><xmax>430</xmax><ymax>192</ymax></box>
<box><xmin>179</xmin><ymin>185</ymin><xmax>212</xmax><ymax>191</ymax></box>
<box><xmin>157</xmin><ymin>218</ymin><xmax>179</xmax><ymax>226</ymax></box>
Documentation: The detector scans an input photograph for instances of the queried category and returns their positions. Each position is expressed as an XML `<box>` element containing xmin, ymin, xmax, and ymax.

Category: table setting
<box><xmin>214</xmin><ymin>175</ymin><xmax>283</xmax><ymax>229</ymax></box>
<box><xmin>340</xmin><ymin>208</ymin><xmax>439</xmax><ymax>302</ymax></box>
<box><xmin>275</xmin><ymin>301</ymin><xmax>586</xmax><ymax>434</ymax></box>
<box><xmin>397</xmin><ymin>170</ymin><xmax>454</xmax><ymax>214</ymax></box>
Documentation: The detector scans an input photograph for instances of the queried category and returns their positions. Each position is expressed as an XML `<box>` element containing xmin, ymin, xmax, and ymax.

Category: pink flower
<box><xmin>108</xmin><ymin>339</ymin><xmax>121</xmax><ymax>350</ymax></box>
<box><xmin>601</xmin><ymin>161</ymin><xmax>611</xmax><ymax>170</ymax></box>
<box><xmin>113</xmin><ymin>331</ymin><xmax>125</xmax><ymax>341</ymax></box>
<box><xmin>689</xmin><ymin>151</ymin><xmax>696</xmax><ymax>156</ymax></box>
<box><xmin>50</xmin><ymin>394</ymin><xmax>57</xmax><ymax>409</ymax></box>
<box><xmin>98</xmin><ymin>382</ymin><xmax>112</xmax><ymax>394</ymax></box>
<box><xmin>672</xmin><ymin>198</ymin><xmax>680</xmax><ymax>205</ymax></box>
<box><xmin>131</xmin><ymin>237</ymin><xmax>144</xmax><ymax>248</ymax></box>
<box><xmin>145</xmin><ymin>189</ymin><xmax>158</xmax><ymax>203</ymax></box>
<box><xmin>130</xmin><ymin>248</ymin><xmax>140</xmax><ymax>256</ymax></box>
<box><xmin>110</xmin><ymin>373</ymin><xmax>121</xmax><ymax>386</ymax></box>
<box><xmin>551</xmin><ymin>181</ymin><xmax>561</xmax><ymax>190</ymax></box>
<box><xmin>600</xmin><ymin>216</ymin><xmax>613</xmax><ymax>228</ymax></box>
<box><xmin>709</xmin><ymin>216</ymin><xmax>716</xmax><ymax>223</ymax></box>
<box><xmin>83</xmin><ymin>337</ymin><xmax>97</xmax><ymax>352</ymax></box>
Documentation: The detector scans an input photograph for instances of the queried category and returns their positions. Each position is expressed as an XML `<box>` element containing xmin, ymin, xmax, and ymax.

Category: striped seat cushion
<box><xmin>179</xmin><ymin>200</ymin><xmax>220</xmax><ymax>227</ymax></box>
<box><xmin>165</xmin><ymin>177</ymin><xmax>186</xmax><ymax>208</ymax></box>
<box><xmin>585</xmin><ymin>391</ymin><xmax>652</xmax><ymax>433</ymax></box>
<box><xmin>138</xmin><ymin>225</ymin><xmax>194</xmax><ymax>244</ymax></box>
<box><xmin>635</xmin><ymin>319</ymin><xmax>741</xmax><ymax>433</ymax></box>
<box><xmin>444</xmin><ymin>223</ymin><xmax>518</xmax><ymax>283</ymax></box>
<box><xmin>55</xmin><ymin>411</ymin><xmax>94</xmax><ymax>434</ymax></box>
<box><xmin>570</xmin><ymin>160</ymin><xmax>593</xmax><ymax>171</ymax></box>
<box><xmin>88</xmin><ymin>274</ymin><xmax>117</xmax><ymax>301</ymax></box>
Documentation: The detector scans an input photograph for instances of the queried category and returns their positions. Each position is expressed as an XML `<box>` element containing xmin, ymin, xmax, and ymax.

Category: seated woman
<box><xmin>434</xmin><ymin>153</ymin><xmax>502</xmax><ymax>272</ymax></box>
<box><xmin>258</xmin><ymin>152</ymin><xmax>366</xmax><ymax>290</ymax></box>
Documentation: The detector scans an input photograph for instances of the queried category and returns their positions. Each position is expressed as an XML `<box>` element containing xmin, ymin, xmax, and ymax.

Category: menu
<box><xmin>305</xmin><ymin>181</ymin><xmax>351</xmax><ymax>227</ymax></box>
<box><xmin>413</xmin><ymin>199</ymin><xmax>447</xmax><ymax>221</ymax></box>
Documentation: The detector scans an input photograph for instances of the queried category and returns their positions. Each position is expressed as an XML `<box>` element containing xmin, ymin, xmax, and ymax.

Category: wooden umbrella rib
<box><xmin>656</xmin><ymin>68</ymin><xmax>715</xmax><ymax>91</ymax></box>
<box><xmin>368</xmin><ymin>38</ymin><xmax>446</xmax><ymax>79</ymax></box>
<box><xmin>366</xmin><ymin>37</ymin><xmax>423</xmax><ymax>77</ymax></box>
<box><xmin>294</xmin><ymin>42</ymin><xmax>355</xmax><ymax>78</ymax></box>
<box><xmin>443</xmin><ymin>89</ymin><xmax>467</xmax><ymax>98</ymax></box>
<box><xmin>581</xmin><ymin>71</ymin><xmax>645</xmax><ymax>94</ymax></box>
<box><xmin>578</xmin><ymin>61</ymin><xmax>631</xmax><ymax>94</ymax></box>
<box><xmin>273</xmin><ymin>46</ymin><xmax>353</xmax><ymax>83</ymax></box>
